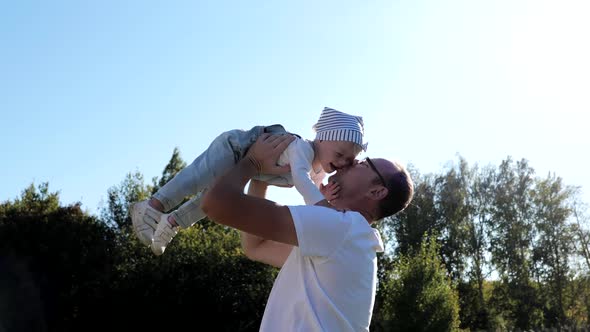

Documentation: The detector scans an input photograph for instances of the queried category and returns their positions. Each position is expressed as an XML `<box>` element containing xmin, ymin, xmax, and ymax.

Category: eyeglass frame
<box><xmin>365</xmin><ymin>157</ymin><xmax>387</xmax><ymax>188</ymax></box>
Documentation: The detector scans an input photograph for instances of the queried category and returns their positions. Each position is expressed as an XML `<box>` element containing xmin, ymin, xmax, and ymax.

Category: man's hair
<box><xmin>375</xmin><ymin>162</ymin><xmax>414</xmax><ymax>220</ymax></box>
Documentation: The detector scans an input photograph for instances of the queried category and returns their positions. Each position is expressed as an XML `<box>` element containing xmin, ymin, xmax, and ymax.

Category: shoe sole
<box><xmin>131</xmin><ymin>202</ymin><xmax>153</xmax><ymax>246</ymax></box>
<box><xmin>150</xmin><ymin>215</ymin><xmax>177</xmax><ymax>256</ymax></box>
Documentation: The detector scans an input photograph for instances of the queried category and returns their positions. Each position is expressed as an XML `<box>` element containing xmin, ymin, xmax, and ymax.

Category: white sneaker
<box><xmin>151</xmin><ymin>214</ymin><xmax>179</xmax><ymax>256</ymax></box>
<box><xmin>131</xmin><ymin>200</ymin><xmax>162</xmax><ymax>247</ymax></box>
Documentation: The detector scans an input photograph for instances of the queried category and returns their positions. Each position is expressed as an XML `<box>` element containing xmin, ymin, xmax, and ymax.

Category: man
<box><xmin>201</xmin><ymin>133</ymin><xmax>414</xmax><ymax>331</ymax></box>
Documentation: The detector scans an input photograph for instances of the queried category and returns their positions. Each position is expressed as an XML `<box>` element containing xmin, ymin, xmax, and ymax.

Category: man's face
<box><xmin>327</xmin><ymin>158</ymin><xmax>389</xmax><ymax>208</ymax></box>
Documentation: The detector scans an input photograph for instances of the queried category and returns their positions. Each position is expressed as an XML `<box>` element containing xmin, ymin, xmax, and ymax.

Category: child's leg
<box><xmin>168</xmin><ymin>191</ymin><xmax>207</xmax><ymax>228</ymax></box>
<box><xmin>152</xmin><ymin>127</ymin><xmax>263</xmax><ymax>213</ymax></box>
<box><xmin>167</xmin><ymin>167</ymin><xmax>292</xmax><ymax>226</ymax></box>
<box><xmin>153</xmin><ymin>126</ymin><xmax>267</xmax><ymax>226</ymax></box>
<box><xmin>150</xmin><ymin>194</ymin><xmax>205</xmax><ymax>255</ymax></box>
<box><xmin>149</xmin><ymin>127</ymin><xmax>264</xmax><ymax>255</ymax></box>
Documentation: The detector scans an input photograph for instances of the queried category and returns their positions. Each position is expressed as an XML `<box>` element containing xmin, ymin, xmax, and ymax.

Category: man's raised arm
<box><xmin>201</xmin><ymin>133</ymin><xmax>299</xmax><ymax>246</ymax></box>
<box><xmin>240</xmin><ymin>179</ymin><xmax>294</xmax><ymax>268</ymax></box>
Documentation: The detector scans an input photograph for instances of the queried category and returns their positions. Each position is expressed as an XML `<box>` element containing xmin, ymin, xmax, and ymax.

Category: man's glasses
<box><xmin>366</xmin><ymin>157</ymin><xmax>386</xmax><ymax>187</ymax></box>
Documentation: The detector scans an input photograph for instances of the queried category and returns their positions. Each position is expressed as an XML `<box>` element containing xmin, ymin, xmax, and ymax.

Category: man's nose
<box><xmin>340</xmin><ymin>158</ymin><xmax>358</xmax><ymax>169</ymax></box>
<box><xmin>337</xmin><ymin>161</ymin><xmax>357</xmax><ymax>173</ymax></box>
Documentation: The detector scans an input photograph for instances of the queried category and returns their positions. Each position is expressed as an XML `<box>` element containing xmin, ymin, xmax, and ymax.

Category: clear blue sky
<box><xmin>1</xmin><ymin>1</ymin><xmax>588</xmax><ymax>216</ymax></box>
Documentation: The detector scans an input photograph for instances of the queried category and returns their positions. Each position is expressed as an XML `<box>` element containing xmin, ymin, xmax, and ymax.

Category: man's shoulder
<box><xmin>339</xmin><ymin>211</ymin><xmax>383</xmax><ymax>251</ymax></box>
<box><xmin>288</xmin><ymin>206</ymin><xmax>366</xmax><ymax>224</ymax></box>
<box><xmin>288</xmin><ymin>206</ymin><xmax>383</xmax><ymax>253</ymax></box>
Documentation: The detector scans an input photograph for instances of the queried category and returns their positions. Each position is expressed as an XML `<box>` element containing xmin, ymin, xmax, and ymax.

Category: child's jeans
<box><xmin>153</xmin><ymin>124</ymin><xmax>294</xmax><ymax>228</ymax></box>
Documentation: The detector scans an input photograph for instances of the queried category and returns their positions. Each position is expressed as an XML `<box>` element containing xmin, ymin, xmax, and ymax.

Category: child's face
<box><xmin>316</xmin><ymin>141</ymin><xmax>361</xmax><ymax>173</ymax></box>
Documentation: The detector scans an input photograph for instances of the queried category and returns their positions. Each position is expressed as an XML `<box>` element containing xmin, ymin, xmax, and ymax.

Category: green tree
<box><xmin>390</xmin><ymin>166</ymin><xmax>440</xmax><ymax>257</ymax></box>
<box><xmin>100</xmin><ymin>147</ymin><xmax>187</xmax><ymax>231</ymax></box>
<box><xmin>571</xmin><ymin>197</ymin><xmax>590</xmax><ymax>325</ymax></box>
<box><xmin>532</xmin><ymin>174</ymin><xmax>575</xmax><ymax>327</ymax></box>
<box><xmin>572</xmin><ymin>198</ymin><xmax>590</xmax><ymax>272</ymax></box>
<box><xmin>1</xmin><ymin>179</ymin><xmax>280</xmax><ymax>331</ymax></box>
<box><xmin>110</xmin><ymin>220</ymin><xmax>278</xmax><ymax>331</ymax></box>
<box><xmin>100</xmin><ymin>170</ymin><xmax>151</xmax><ymax>229</ymax></box>
<box><xmin>459</xmin><ymin>164</ymin><xmax>495</xmax><ymax>330</ymax></box>
<box><xmin>378</xmin><ymin>236</ymin><xmax>461</xmax><ymax>332</ymax></box>
<box><xmin>0</xmin><ymin>185</ymin><xmax>120</xmax><ymax>332</ymax></box>
<box><xmin>94</xmin><ymin>147</ymin><xmax>278</xmax><ymax>331</ymax></box>
<box><xmin>151</xmin><ymin>146</ymin><xmax>187</xmax><ymax>195</ymax></box>
<box><xmin>434</xmin><ymin>156</ymin><xmax>471</xmax><ymax>282</ymax></box>
<box><xmin>0</xmin><ymin>182</ymin><xmax>60</xmax><ymax>218</ymax></box>
<box><xmin>488</xmin><ymin>158</ymin><xmax>543</xmax><ymax>330</ymax></box>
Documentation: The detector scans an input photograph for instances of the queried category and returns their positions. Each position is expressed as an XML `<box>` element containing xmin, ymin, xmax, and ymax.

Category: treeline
<box><xmin>1</xmin><ymin>148</ymin><xmax>589</xmax><ymax>331</ymax></box>
<box><xmin>386</xmin><ymin>156</ymin><xmax>590</xmax><ymax>331</ymax></box>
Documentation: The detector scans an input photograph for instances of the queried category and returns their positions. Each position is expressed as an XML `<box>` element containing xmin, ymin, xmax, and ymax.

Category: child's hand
<box><xmin>320</xmin><ymin>181</ymin><xmax>341</xmax><ymax>202</ymax></box>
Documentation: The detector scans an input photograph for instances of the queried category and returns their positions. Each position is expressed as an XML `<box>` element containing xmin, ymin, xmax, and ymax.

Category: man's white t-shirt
<box><xmin>259</xmin><ymin>205</ymin><xmax>384</xmax><ymax>332</ymax></box>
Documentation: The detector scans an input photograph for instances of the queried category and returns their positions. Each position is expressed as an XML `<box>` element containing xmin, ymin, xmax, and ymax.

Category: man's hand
<box><xmin>246</xmin><ymin>133</ymin><xmax>295</xmax><ymax>176</ymax></box>
<box><xmin>202</xmin><ymin>132</ymin><xmax>299</xmax><ymax>247</ymax></box>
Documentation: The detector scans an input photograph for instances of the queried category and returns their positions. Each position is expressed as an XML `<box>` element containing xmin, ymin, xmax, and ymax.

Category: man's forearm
<box><xmin>201</xmin><ymin>133</ymin><xmax>299</xmax><ymax>247</ymax></box>
<box><xmin>241</xmin><ymin>180</ymin><xmax>268</xmax><ymax>257</ymax></box>
<box><xmin>247</xmin><ymin>178</ymin><xmax>268</xmax><ymax>197</ymax></box>
<box><xmin>224</xmin><ymin>157</ymin><xmax>259</xmax><ymax>196</ymax></box>
<box><xmin>202</xmin><ymin>157</ymin><xmax>258</xmax><ymax>218</ymax></box>
<box><xmin>239</xmin><ymin>179</ymin><xmax>294</xmax><ymax>267</ymax></box>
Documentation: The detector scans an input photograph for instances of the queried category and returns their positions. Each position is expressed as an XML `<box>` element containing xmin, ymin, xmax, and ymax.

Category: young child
<box><xmin>131</xmin><ymin>107</ymin><xmax>368</xmax><ymax>255</ymax></box>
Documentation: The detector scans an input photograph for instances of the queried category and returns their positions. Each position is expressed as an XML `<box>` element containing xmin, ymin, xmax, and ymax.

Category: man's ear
<box><xmin>368</xmin><ymin>186</ymin><xmax>388</xmax><ymax>201</ymax></box>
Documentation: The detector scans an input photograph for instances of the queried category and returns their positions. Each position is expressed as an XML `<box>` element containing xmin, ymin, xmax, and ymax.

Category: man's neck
<box><xmin>343</xmin><ymin>208</ymin><xmax>373</xmax><ymax>225</ymax></box>
<box><xmin>359</xmin><ymin>211</ymin><xmax>374</xmax><ymax>224</ymax></box>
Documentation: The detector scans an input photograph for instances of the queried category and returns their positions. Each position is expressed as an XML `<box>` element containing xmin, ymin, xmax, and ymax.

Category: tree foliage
<box><xmin>151</xmin><ymin>146</ymin><xmax>187</xmax><ymax>195</ymax></box>
<box><xmin>3</xmin><ymin>151</ymin><xmax>590</xmax><ymax>331</ymax></box>
<box><xmin>100</xmin><ymin>170</ymin><xmax>151</xmax><ymax>230</ymax></box>
<box><xmin>377</xmin><ymin>236</ymin><xmax>460</xmax><ymax>331</ymax></box>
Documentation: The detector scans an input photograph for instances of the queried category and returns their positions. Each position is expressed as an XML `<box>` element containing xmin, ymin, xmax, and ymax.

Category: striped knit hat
<box><xmin>312</xmin><ymin>107</ymin><xmax>368</xmax><ymax>151</ymax></box>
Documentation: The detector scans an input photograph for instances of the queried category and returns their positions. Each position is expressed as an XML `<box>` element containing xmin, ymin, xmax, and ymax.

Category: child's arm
<box><xmin>313</xmin><ymin>182</ymin><xmax>341</xmax><ymax>208</ymax></box>
<box><xmin>286</xmin><ymin>140</ymin><xmax>327</xmax><ymax>205</ymax></box>
<box><xmin>319</xmin><ymin>181</ymin><xmax>340</xmax><ymax>201</ymax></box>
<box><xmin>291</xmin><ymin>166</ymin><xmax>327</xmax><ymax>205</ymax></box>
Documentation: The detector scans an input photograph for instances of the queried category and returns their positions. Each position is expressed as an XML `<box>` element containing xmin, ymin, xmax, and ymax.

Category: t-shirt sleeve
<box><xmin>288</xmin><ymin>205</ymin><xmax>353</xmax><ymax>257</ymax></box>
